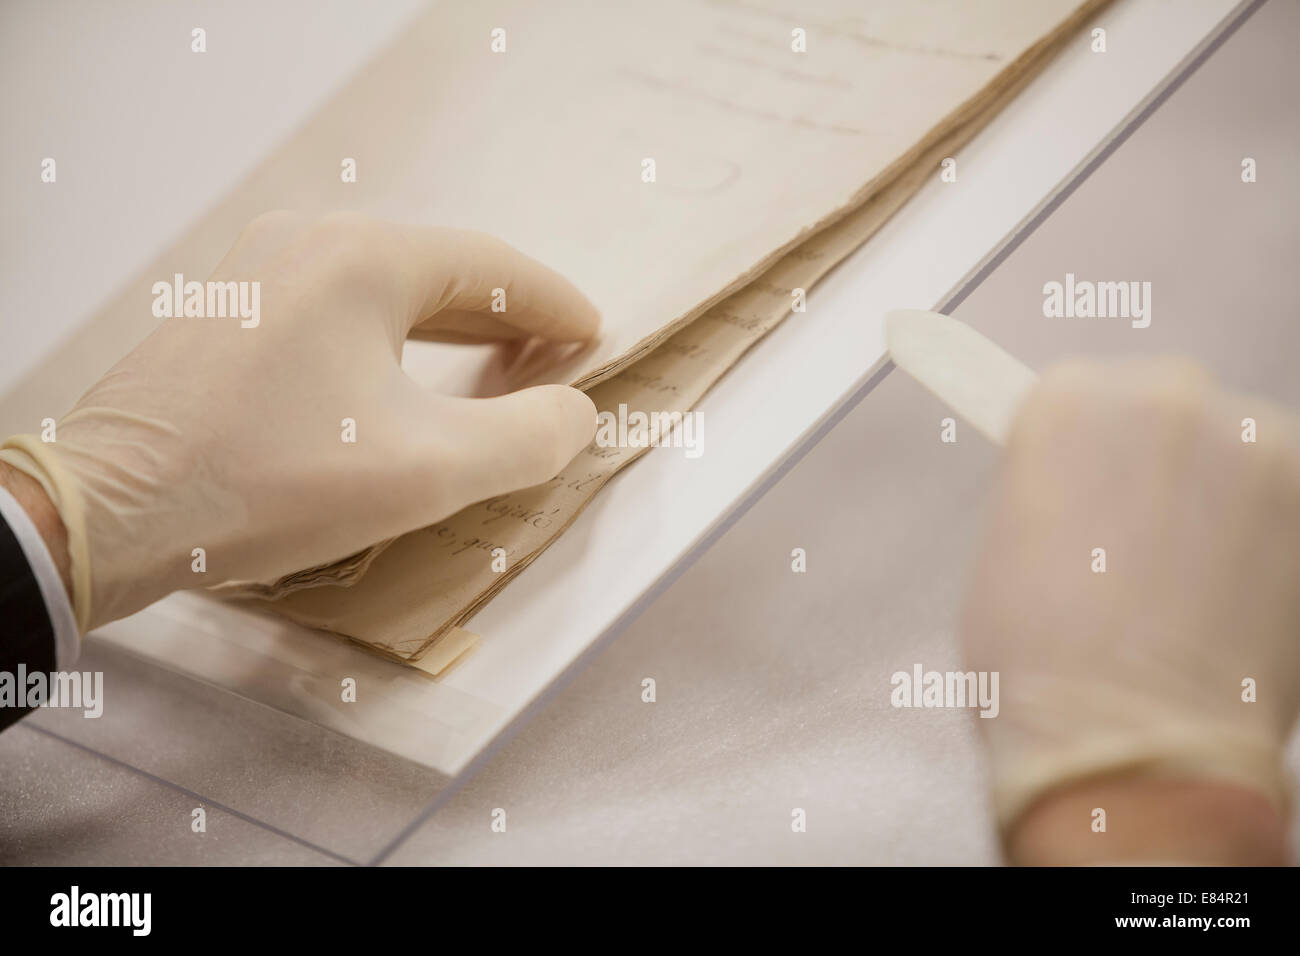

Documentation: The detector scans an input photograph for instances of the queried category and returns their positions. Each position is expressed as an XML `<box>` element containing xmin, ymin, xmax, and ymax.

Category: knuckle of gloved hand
<box><xmin>304</xmin><ymin>214</ymin><xmax>387</xmax><ymax>290</ymax></box>
<box><xmin>311</xmin><ymin>212</ymin><xmax>376</xmax><ymax>257</ymax></box>
<box><xmin>315</xmin><ymin>209</ymin><xmax>373</xmax><ymax>234</ymax></box>
<box><xmin>1125</xmin><ymin>358</ymin><xmax>1213</xmax><ymax>430</ymax></box>
<box><xmin>242</xmin><ymin>209</ymin><xmax>304</xmax><ymax>242</ymax></box>
<box><xmin>450</xmin><ymin>227</ymin><xmax>506</xmax><ymax>258</ymax></box>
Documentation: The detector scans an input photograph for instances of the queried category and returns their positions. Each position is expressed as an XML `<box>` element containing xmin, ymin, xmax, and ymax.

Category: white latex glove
<box><xmin>962</xmin><ymin>358</ymin><xmax>1300</xmax><ymax>832</ymax></box>
<box><xmin>0</xmin><ymin>212</ymin><xmax>600</xmax><ymax>632</ymax></box>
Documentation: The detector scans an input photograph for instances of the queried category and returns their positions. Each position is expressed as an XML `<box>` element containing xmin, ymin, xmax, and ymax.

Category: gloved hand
<box><xmin>962</xmin><ymin>358</ymin><xmax>1300</xmax><ymax>839</ymax></box>
<box><xmin>0</xmin><ymin>212</ymin><xmax>600</xmax><ymax>632</ymax></box>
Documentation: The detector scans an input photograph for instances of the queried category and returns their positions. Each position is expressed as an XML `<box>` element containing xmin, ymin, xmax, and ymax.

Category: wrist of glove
<box><xmin>0</xmin><ymin>438</ymin><xmax>92</xmax><ymax>630</ymax></box>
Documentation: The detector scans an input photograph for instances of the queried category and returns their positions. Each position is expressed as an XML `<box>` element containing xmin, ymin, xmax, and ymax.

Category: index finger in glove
<box><xmin>302</xmin><ymin>214</ymin><xmax>602</xmax><ymax>344</ymax></box>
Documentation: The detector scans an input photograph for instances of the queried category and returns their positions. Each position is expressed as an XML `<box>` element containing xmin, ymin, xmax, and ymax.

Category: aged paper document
<box><xmin>0</xmin><ymin>0</ymin><xmax>1107</xmax><ymax>664</ymax></box>
<box><xmin>0</xmin><ymin>0</ymin><xmax>1097</xmax><ymax>430</ymax></box>
<box><xmin>252</xmin><ymin>0</ymin><xmax>1107</xmax><ymax>663</ymax></box>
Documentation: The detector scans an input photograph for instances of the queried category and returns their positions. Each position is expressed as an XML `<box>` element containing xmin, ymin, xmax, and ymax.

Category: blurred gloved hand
<box><xmin>962</xmin><ymin>358</ymin><xmax>1300</xmax><ymax>836</ymax></box>
<box><xmin>0</xmin><ymin>212</ymin><xmax>600</xmax><ymax>631</ymax></box>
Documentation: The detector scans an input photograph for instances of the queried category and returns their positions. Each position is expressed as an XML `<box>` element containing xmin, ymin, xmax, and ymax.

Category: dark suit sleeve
<box><xmin>0</xmin><ymin>508</ymin><xmax>58</xmax><ymax>731</ymax></box>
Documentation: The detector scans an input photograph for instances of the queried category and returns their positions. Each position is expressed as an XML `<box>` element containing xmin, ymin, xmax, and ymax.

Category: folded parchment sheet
<box><xmin>246</xmin><ymin>0</ymin><xmax>1108</xmax><ymax>665</ymax></box>
<box><xmin>1</xmin><ymin>0</ymin><xmax>1108</xmax><ymax>667</ymax></box>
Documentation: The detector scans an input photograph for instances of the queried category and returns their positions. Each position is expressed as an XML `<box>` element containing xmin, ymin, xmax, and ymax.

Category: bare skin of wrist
<box><xmin>0</xmin><ymin>460</ymin><xmax>74</xmax><ymax>603</ymax></box>
<box><xmin>1006</xmin><ymin>774</ymin><xmax>1287</xmax><ymax>866</ymax></box>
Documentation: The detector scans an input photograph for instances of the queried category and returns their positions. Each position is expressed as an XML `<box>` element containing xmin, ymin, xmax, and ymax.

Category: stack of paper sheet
<box><xmin>7</xmin><ymin>0</ymin><xmax>1112</xmax><ymax>664</ymax></box>
<box><xmin>243</xmin><ymin>0</ymin><xmax>1108</xmax><ymax>665</ymax></box>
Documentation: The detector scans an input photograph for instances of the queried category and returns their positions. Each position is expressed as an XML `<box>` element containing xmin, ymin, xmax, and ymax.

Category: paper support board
<box><xmin>81</xmin><ymin>0</ymin><xmax>1247</xmax><ymax>782</ymax></box>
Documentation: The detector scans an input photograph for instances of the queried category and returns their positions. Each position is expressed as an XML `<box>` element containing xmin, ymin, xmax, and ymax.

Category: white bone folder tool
<box><xmin>885</xmin><ymin>309</ymin><xmax>1040</xmax><ymax>447</ymax></box>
